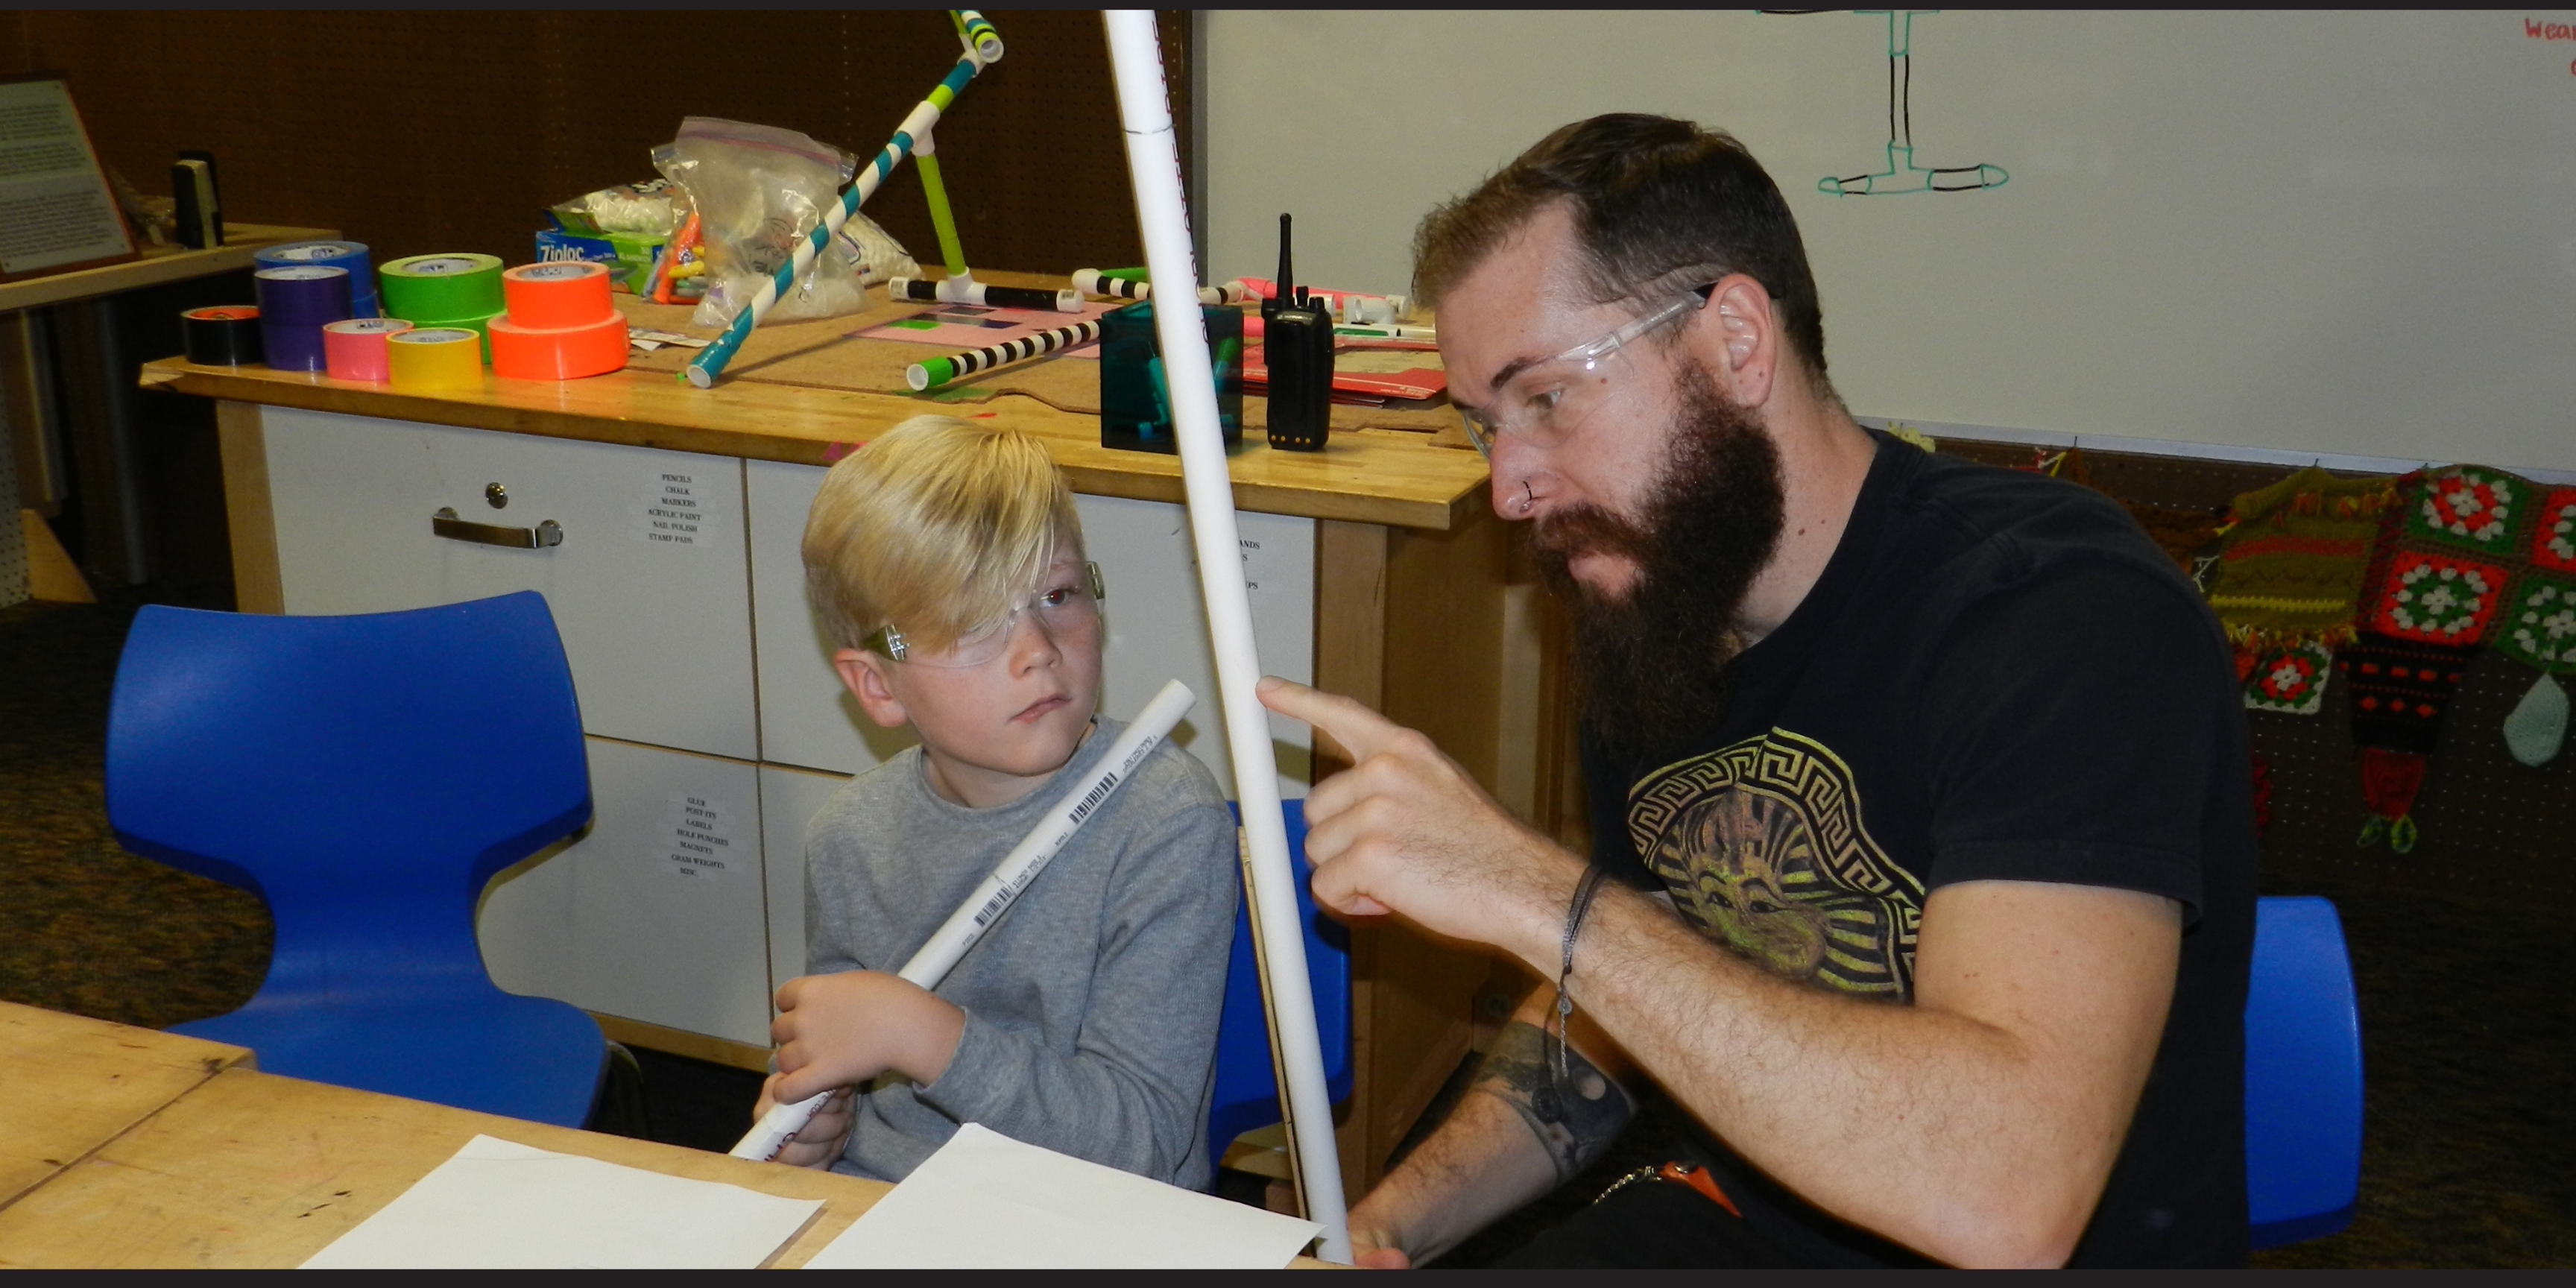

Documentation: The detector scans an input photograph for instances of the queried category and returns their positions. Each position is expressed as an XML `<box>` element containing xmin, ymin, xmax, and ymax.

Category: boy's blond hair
<box><xmin>802</xmin><ymin>415</ymin><xmax>1079</xmax><ymax>656</ymax></box>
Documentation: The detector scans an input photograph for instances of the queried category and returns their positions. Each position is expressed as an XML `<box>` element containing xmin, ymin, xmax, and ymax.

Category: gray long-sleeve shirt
<box><xmin>804</xmin><ymin>714</ymin><xmax>1239</xmax><ymax>1189</ymax></box>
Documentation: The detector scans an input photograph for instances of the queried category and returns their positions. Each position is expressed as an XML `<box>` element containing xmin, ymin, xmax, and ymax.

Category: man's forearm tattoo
<box><xmin>1471</xmin><ymin>1020</ymin><xmax>1636</xmax><ymax>1182</ymax></box>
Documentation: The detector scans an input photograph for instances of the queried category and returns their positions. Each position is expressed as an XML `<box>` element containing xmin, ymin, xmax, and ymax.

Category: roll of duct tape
<box><xmin>379</xmin><ymin>253</ymin><xmax>507</xmax><ymax>325</ymax></box>
<box><xmin>489</xmin><ymin>312</ymin><xmax>628</xmax><ymax>381</ymax></box>
<box><xmin>322</xmin><ymin>317</ymin><xmax>414</xmax><ymax>382</ymax></box>
<box><xmin>255</xmin><ymin>266</ymin><xmax>353</xmax><ymax>370</ymax></box>
<box><xmin>256</xmin><ymin>241</ymin><xmax>378</xmax><ymax>316</ymax></box>
<box><xmin>385</xmin><ymin>326</ymin><xmax>484</xmax><ymax>391</ymax></box>
<box><xmin>180</xmin><ymin>306</ymin><xmax>262</xmax><ymax>366</ymax></box>
<box><xmin>500</xmin><ymin>261</ymin><xmax>615</xmax><ymax>329</ymax></box>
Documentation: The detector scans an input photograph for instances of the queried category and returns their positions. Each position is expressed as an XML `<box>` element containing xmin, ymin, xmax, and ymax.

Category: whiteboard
<box><xmin>1205</xmin><ymin>10</ymin><xmax>2576</xmax><ymax>476</ymax></box>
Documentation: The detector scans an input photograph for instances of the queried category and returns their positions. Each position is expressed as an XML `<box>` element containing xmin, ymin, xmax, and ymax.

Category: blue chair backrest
<box><xmin>107</xmin><ymin>592</ymin><xmax>591</xmax><ymax>1003</ymax></box>
<box><xmin>2245</xmin><ymin>894</ymin><xmax>2363</xmax><ymax>1248</ymax></box>
<box><xmin>1210</xmin><ymin>799</ymin><xmax>1354</xmax><ymax>1149</ymax></box>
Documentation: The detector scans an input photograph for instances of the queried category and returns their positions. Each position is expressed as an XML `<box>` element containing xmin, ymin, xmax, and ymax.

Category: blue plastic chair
<box><xmin>106</xmin><ymin>591</ymin><xmax>607</xmax><ymax>1126</ymax></box>
<box><xmin>1210</xmin><ymin>800</ymin><xmax>1354</xmax><ymax>1154</ymax></box>
<box><xmin>2245</xmin><ymin>895</ymin><xmax>2364</xmax><ymax>1248</ymax></box>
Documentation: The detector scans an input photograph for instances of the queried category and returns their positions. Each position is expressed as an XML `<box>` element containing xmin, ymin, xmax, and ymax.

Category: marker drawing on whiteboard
<box><xmin>727</xmin><ymin>680</ymin><xmax>1199</xmax><ymax>1162</ymax></box>
<box><xmin>1778</xmin><ymin>9</ymin><xmax>2008</xmax><ymax>196</ymax></box>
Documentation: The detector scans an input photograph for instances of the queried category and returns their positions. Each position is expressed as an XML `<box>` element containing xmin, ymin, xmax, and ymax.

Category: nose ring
<box><xmin>1517</xmin><ymin>481</ymin><xmax>1536</xmax><ymax>514</ymax></box>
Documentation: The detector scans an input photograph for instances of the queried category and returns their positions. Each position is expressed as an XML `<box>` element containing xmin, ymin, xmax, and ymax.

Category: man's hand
<box><xmin>769</xmin><ymin>970</ymin><xmax>966</xmax><ymax>1104</ymax></box>
<box><xmin>1257</xmin><ymin>677</ymin><xmax>1579</xmax><ymax>969</ymax></box>
<box><xmin>751</xmin><ymin>1080</ymin><xmax>854</xmax><ymax>1169</ymax></box>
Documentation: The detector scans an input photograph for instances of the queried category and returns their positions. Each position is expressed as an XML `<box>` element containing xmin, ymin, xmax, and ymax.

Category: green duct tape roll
<box><xmin>379</xmin><ymin>254</ymin><xmax>506</xmax><ymax>327</ymax></box>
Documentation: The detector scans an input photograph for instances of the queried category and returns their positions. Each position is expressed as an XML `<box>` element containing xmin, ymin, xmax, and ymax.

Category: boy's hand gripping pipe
<box><xmin>1102</xmin><ymin>10</ymin><xmax>1352</xmax><ymax>1262</ymax></box>
<box><xmin>728</xmin><ymin>679</ymin><xmax>1196</xmax><ymax>1164</ymax></box>
<box><xmin>685</xmin><ymin>10</ymin><xmax>1002</xmax><ymax>388</ymax></box>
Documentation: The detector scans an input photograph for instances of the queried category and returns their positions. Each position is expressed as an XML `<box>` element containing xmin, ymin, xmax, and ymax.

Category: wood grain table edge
<box><xmin>137</xmin><ymin>359</ymin><xmax>1484</xmax><ymax>531</ymax></box>
<box><xmin>0</xmin><ymin>1003</ymin><xmax>254</xmax><ymax>1217</ymax></box>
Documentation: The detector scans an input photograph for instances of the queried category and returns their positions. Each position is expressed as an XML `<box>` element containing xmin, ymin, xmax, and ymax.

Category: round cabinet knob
<box><xmin>485</xmin><ymin>482</ymin><xmax>508</xmax><ymax>509</ymax></box>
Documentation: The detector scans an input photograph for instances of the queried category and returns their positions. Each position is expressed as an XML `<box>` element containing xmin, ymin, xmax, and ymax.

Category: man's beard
<box><xmin>1529</xmin><ymin>358</ymin><xmax>1787</xmax><ymax>765</ymax></box>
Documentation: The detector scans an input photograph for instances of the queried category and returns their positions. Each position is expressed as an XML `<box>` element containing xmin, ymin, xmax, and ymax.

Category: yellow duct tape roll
<box><xmin>386</xmin><ymin>326</ymin><xmax>484</xmax><ymax>392</ymax></box>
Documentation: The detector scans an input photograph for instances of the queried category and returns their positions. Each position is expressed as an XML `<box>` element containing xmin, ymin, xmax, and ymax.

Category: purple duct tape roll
<box><xmin>260</xmin><ymin>319</ymin><xmax>329</xmax><ymax>370</ymax></box>
<box><xmin>254</xmin><ymin>265</ymin><xmax>355</xmax><ymax>324</ymax></box>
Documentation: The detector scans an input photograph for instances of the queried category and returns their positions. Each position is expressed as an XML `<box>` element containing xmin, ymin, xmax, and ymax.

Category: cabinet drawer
<box><xmin>746</xmin><ymin>460</ymin><xmax>1317</xmax><ymax>798</ymax></box>
<box><xmin>478</xmin><ymin>738</ymin><xmax>773</xmax><ymax>1047</ymax></box>
<box><xmin>262</xmin><ymin>407</ymin><xmax>756</xmax><ymax>760</ymax></box>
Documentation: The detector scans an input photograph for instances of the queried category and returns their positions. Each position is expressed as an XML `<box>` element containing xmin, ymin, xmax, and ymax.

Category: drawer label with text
<box><xmin>633</xmin><ymin>469</ymin><xmax>714</xmax><ymax>547</ymax></box>
<box><xmin>661</xmin><ymin>792</ymin><xmax>739</xmax><ymax>880</ymax></box>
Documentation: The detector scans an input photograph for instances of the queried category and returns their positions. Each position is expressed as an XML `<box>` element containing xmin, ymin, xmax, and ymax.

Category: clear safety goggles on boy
<box><xmin>863</xmin><ymin>561</ymin><xmax>1105</xmax><ymax>667</ymax></box>
<box><xmin>1452</xmin><ymin>282</ymin><xmax>1718</xmax><ymax>461</ymax></box>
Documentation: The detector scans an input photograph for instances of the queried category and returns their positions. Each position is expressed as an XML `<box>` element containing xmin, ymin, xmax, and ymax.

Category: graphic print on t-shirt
<box><xmin>1628</xmin><ymin>728</ymin><xmax>1924</xmax><ymax>1000</ymax></box>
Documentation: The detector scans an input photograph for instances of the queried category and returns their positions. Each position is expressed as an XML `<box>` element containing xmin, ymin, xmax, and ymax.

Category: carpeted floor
<box><xmin>4</xmin><ymin>590</ymin><xmax>2569</xmax><ymax>1266</ymax></box>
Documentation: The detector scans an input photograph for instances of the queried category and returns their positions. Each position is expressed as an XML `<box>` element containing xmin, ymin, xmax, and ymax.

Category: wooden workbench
<box><xmin>0</xmin><ymin>224</ymin><xmax>338</xmax><ymax>315</ymax></box>
<box><xmin>0</xmin><ymin>1011</ymin><xmax>1337</xmax><ymax>1269</ymax></box>
<box><xmin>136</xmin><ymin>278</ymin><xmax>1534</xmax><ymax>1202</ymax></box>
<box><xmin>0</xmin><ymin>1002</ymin><xmax>252</xmax><ymax>1209</ymax></box>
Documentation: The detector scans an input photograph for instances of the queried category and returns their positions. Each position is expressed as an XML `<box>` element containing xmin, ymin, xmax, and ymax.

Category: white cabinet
<box><xmin>479</xmin><ymin>738</ymin><xmax>774</xmax><ymax>1047</ymax></box>
<box><xmin>262</xmin><ymin>407</ymin><xmax>757</xmax><ymax>761</ymax></box>
<box><xmin>757</xmin><ymin>763</ymin><xmax>853</xmax><ymax>1000</ymax></box>
<box><xmin>272</xmin><ymin>408</ymin><xmax>1315</xmax><ymax>1052</ymax></box>
<box><xmin>745</xmin><ymin>460</ymin><xmax>920</xmax><ymax>775</ymax></box>
<box><xmin>745</xmin><ymin>459</ymin><xmax>1317</xmax><ymax>799</ymax></box>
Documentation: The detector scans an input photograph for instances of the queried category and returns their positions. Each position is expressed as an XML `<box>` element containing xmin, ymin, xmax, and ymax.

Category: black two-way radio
<box><xmin>1262</xmin><ymin>213</ymin><xmax>1331</xmax><ymax>452</ymax></box>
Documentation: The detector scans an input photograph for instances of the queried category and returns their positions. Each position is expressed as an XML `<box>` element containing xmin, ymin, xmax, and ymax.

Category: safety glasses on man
<box><xmin>1453</xmin><ymin>282</ymin><xmax>1718</xmax><ymax>461</ymax></box>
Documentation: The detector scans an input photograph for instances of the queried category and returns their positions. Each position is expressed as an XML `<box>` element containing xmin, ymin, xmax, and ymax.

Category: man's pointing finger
<box><xmin>1256</xmin><ymin>675</ymin><xmax>1397</xmax><ymax>752</ymax></box>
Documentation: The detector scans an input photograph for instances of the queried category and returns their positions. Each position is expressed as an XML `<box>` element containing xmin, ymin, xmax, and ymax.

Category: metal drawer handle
<box><xmin>432</xmin><ymin>507</ymin><xmax>563</xmax><ymax>549</ymax></box>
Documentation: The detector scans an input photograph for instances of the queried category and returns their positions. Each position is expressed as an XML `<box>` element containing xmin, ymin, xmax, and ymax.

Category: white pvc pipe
<box><xmin>730</xmin><ymin>679</ymin><xmax>1196</xmax><ymax>1163</ymax></box>
<box><xmin>1102</xmin><ymin>9</ymin><xmax>1352</xmax><ymax>1263</ymax></box>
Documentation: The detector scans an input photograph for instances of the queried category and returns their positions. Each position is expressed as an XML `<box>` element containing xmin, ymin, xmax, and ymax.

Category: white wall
<box><xmin>1206</xmin><ymin>10</ymin><xmax>2576</xmax><ymax>475</ymax></box>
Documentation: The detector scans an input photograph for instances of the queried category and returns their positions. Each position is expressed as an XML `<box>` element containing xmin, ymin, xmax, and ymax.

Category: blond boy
<box><xmin>756</xmin><ymin>415</ymin><xmax>1238</xmax><ymax>1188</ymax></box>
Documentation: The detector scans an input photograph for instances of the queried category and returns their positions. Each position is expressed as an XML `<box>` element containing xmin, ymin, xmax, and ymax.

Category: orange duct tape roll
<box><xmin>490</xmin><ymin>313</ymin><xmax>629</xmax><ymax>381</ymax></box>
<box><xmin>322</xmin><ymin>317</ymin><xmax>414</xmax><ymax>382</ymax></box>
<box><xmin>502</xmin><ymin>261</ymin><xmax>616</xmax><ymax>329</ymax></box>
<box><xmin>386</xmin><ymin>327</ymin><xmax>485</xmax><ymax>391</ymax></box>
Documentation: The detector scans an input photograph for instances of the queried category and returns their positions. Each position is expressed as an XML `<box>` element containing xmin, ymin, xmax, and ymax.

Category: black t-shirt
<box><xmin>1581</xmin><ymin>432</ymin><xmax>2255</xmax><ymax>1267</ymax></box>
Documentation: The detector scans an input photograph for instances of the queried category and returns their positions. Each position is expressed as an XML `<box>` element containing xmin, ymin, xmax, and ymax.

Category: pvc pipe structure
<box><xmin>730</xmin><ymin>679</ymin><xmax>1197</xmax><ymax>1162</ymax></box>
<box><xmin>1102</xmin><ymin>10</ymin><xmax>1351</xmax><ymax>1262</ymax></box>
<box><xmin>687</xmin><ymin>12</ymin><xmax>1000</xmax><ymax>388</ymax></box>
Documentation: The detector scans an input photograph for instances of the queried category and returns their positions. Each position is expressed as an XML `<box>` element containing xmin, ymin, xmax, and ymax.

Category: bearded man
<box><xmin>1259</xmin><ymin>115</ymin><xmax>2255</xmax><ymax>1268</ymax></box>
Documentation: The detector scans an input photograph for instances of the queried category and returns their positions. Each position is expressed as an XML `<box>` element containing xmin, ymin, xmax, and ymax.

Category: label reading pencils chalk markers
<box><xmin>631</xmin><ymin>467</ymin><xmax>709</xmax><ymax>547</ymax></box>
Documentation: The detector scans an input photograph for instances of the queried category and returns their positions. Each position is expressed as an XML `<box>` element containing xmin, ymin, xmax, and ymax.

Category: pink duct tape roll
<box><xmin>322</xmin><ymin>317</ymin><xmax>416</xmax><ymax>382</ymax></box>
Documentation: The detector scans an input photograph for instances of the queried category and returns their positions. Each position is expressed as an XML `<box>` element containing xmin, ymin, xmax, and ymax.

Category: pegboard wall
<box><xmin>0</xmin><ymin>11</ymin><xmax>1188</xmax><ymax>292</ymax></box>
<box><xmin>1936</xmin><ymin>438</ymin><xmax>2576</xmax><ymax>907</ymax></box>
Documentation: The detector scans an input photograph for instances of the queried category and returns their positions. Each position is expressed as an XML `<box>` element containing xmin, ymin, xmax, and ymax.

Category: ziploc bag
<box><xmin>652</xmin><ymin>117</ymin><xmax>916</xmax><ymax>327</ymax></box>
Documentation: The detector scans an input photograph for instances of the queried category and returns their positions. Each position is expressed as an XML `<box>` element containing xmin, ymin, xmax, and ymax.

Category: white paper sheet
<box><xmin>803</xmin><ymin>1123</ymin><xmax>1322</xmax><ymax>1269</ymax></box>
<box><xmin>301</xmin><ymin>1134</ymin><xmax>823</xmax><ymax>1269</ymax></box>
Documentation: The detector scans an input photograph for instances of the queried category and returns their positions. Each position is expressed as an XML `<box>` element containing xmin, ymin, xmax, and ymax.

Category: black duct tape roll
<box><xmin>182</xmin><ymin>306</ymin><xmax>264</xmax><ymax>366</ymax></box>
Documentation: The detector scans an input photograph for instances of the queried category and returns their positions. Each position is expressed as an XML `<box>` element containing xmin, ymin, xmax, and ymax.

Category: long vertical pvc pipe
<box><xmin>1101</xmin><ymin>10</ymin><xmax>1351</xmax><ymax>1263</ymax></box>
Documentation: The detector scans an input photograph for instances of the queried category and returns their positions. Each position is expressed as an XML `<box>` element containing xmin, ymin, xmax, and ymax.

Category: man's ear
<box><xmin>1698</xmin><ymin>274</ymin><xmax>1778</xmax><ymax>410</ymax></box>
<box><xmin>833</xmin><ymin>648</ymin><xmax>911</xmax><ymax>728</ymax></box>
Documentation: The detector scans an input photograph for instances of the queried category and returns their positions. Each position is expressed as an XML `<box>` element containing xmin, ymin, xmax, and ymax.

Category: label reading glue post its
<box><xmin>631</xmin><ymin>467</ymin><xmax>708</xmax><ymax>547</ymax></box>
<box><xmin>661</xmin><ymin>792</ymin><xmax>739</xmax><ymax>880</ymax></box>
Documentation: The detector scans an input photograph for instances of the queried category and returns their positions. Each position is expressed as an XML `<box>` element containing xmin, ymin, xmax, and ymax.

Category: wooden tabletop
<box><xmin>136</xmin><ymin>276</ymin><xmax>1493</xmax><ymax>531</ymax></box>
<box><xmin>0</xmin><ymin>1066</ymin><xmax>891</xmax><ymax>1269</ymax></box>
<box><xmin>0</xmin><ymin>224</ymin><xmax>340</xmax><ymax>313</ymax></box>
<box><xmin>0</xmin><ymin>1063</ymin><xmax>1341</xmax><ymax>1269</ymax></box>
<box><xmin>0</xmin><ymin>1002</ymin><xmax>252</xmax><ymax>1209</ymax></box>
